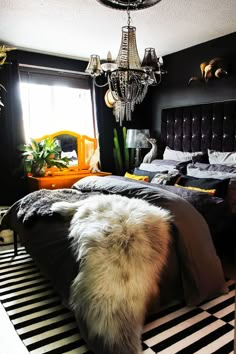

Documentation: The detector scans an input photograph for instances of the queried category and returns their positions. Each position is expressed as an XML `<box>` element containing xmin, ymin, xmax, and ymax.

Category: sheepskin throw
<box><xmin>52</xmin><ymin>194</ymin><xmax>172</xmax><ymax>354</ymax></box>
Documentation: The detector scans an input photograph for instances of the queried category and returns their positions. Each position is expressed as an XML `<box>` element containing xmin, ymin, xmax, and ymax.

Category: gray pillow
<box><xmin>133</xmin><ymin>168</ymin><xmax>158</xmax><ymax>182</ymax></box>
<box><xmin>187</xmin><ymin>163</ymin><xmax>236</xmax><ymax>213</ymax></box>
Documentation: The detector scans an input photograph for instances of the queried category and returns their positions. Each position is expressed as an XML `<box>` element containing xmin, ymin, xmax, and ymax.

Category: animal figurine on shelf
<box><xmin>142</xmin><ymin>138</ymin><xmax>158</xmax><ymax>163</ymax></box>
<box><xmin>89</xmin><ymin>145</ymin><xmax>101</xmax><ymax>173</ymax></box>
<box><xmin>188</xmin><ymin>57</ymin><xmax>228</xmax><ymax>85</ymax></box>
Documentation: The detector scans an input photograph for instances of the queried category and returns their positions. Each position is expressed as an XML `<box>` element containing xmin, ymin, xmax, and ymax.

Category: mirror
<box><xmin>55</xmin><ymin>134</ymin><xmax>78</xmax><ymax>166</ymax></box>
<box><xmin>35</xmin><ymin>130</ymin><xmax>97</xmax><ymax>173</ymax></box>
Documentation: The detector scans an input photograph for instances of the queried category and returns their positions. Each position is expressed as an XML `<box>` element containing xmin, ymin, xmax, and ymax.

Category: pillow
<box><xmin>151</xmin><ymin>171</ymin><xmax>180</xmax><ymax>185</ymax></box>
<box><xmin>175</xmin><ymin>184</ymin><xmax>216</xmax><ymax>196</ymax></box>
<box><xmin>175</xmin><ymin>160</ymin><xmax>192</xmax><ymax>174</ymax></box>
<box><xmin>133</xmin><ymin>168</ymin><xmax>158</xmax><ymax>182</ymax></box>
<box><xmin>208</xmin><ymin>149</ymin><xmax>236</xmax><ymax>166</ymax></box>
<box><xmin>163</xmin><ymin>146</ymin><xmax>204</xmax><ymax>162</ymax></box>
<box><xmin>151</xmin><ymin>159</ymin><xmax>178</xmax><ymax>166</ymax></box>
<box><xmin>139</xmin><ymin>162</ymin><xmax>178</xmax><ymax>173</ymax></box>
<box><xmin>150</xmin><ymin>159</ymin><xmax>191</xmax><ymax>174</ymax></box>
<box><xmin>189</xmin><ymin>162</ymin><xmax>236</xmax><ymax>174</ymax></box>
<box><xmin>187</xmin><ymin>162</ymin><xmax>236</xmax><ymax>213</ymax></box>
<box><xmin>175</xmin><ymin>175</ymin><xmax>230</xmax><ymax>198</ymax></box>
<box><xmin>124</xmin><ymin>172</ymin><xmax>149</xmax><ymax>182</ymax></box>
<box><xmin>191</xmin><ymin>153</ymin><xmax>209</xmax><ymax>164</ymax></box>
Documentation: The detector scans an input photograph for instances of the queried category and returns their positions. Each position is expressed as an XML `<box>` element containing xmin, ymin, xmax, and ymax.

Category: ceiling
<box><xmin>0</xmin><ymin>0</ymin><xmax>236</xmax><ymax>63</ymax></box>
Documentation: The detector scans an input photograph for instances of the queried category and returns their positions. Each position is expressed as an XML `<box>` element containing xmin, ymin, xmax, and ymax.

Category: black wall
<box><xmin>2</xmin><ymin>31</ymin><xmax>236</xmax><ymax>185</ymax></box>
<box><xmin>3</xmin><ymin>50</ymin><xmax>152</xmax><ymax>175</ymax></box>
<box><xmin>150</xmin><ymin>32</ymin><xmax>236</xmax><ymax>135</ymax></box>
<box><xmin>8</xmin><ymin>50</ymin><xmax>88</xmax><ymax>73</ymax></box>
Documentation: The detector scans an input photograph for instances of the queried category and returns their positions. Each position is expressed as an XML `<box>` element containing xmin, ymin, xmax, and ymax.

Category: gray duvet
<box><xmin>73</xmin><ymin>175</ymin><xmax>228</xmax><ymax>304</ymax></box>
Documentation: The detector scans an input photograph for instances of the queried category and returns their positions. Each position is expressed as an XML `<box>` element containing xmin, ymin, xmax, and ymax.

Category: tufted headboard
<box><xmin>161</xmin><ymin>101</ymin><xmax>236</xmax><ymax>152</ymax></box>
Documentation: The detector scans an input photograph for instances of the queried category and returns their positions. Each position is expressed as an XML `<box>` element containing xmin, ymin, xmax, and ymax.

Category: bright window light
<box><xmin>20</xmin><ymin>82</ymin><xmax>95</xmax><ymax>142</ymax></box>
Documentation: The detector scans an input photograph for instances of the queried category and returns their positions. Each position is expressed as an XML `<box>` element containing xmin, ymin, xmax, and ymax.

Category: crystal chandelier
<box><xmin>85</xmin><ymin>0</ymin><xmax>167</xmax><ymax>125</ymax></box>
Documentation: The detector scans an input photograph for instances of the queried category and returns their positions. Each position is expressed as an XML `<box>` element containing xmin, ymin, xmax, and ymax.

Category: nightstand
<box><xmin>0</xmin><ymin>206</ymin><xmax>18</xmax><ymax>256</ymax></box>
<box><xmin>27</xmin><ymin>171</ymin><xmax>111</xmax><ymax>192</ymax></box>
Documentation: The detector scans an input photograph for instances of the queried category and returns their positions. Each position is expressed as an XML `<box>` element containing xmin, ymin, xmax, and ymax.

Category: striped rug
<box><xmin>0</xmin><ymin>247</ymin><xmax>235</xmax><ymax>354</ymax></box>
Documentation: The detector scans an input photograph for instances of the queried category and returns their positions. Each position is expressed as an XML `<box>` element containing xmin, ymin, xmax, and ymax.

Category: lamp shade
<box><xmin>141</xmin><ymin>48</ymin><xmax>159</xmax><ymax>70</ymax></box>
<box><xmin>126</xmin><ymin>129</ymin><xmax>150</xmax><ymax>148</ymax></box>
<box><xmin>116</xmin><ymin>26</ymin><xmax>141</xmax><ymax>70</ymax></box>
<box><xmin>85</xmin><ymin>55</ymin><xmax>102</xmax><ymax>76</ymax></box>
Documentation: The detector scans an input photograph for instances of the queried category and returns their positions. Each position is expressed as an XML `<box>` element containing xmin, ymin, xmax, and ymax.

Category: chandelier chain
<box><xmin>127</xmin><ymin>1</ymin><xmax>131</xmax><ymax>27</ymax></box>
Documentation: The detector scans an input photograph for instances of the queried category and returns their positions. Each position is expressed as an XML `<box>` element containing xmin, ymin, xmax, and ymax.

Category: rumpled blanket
<box><xmin>17</xmin><ymin>188</ymin><xmax>100</xmax><ymax>224</ymax></box>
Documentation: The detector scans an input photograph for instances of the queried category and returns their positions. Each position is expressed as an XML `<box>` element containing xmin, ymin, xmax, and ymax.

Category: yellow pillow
<box><xmin>175</xmin><ymin>184</ymin><xmax>216</xmax><ymax>196</ymax></box>
<box><xmin>124</xmin><ymin>172</ymin><xmax>149</xmax><ymax>182</ymax></box>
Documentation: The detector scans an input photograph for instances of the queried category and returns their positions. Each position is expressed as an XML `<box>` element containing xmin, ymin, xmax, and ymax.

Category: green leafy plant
<box><xmin>113</xmin><ymin>127</ymin><xmax>133</xmax><ymax>175</ymax></box>
<box><xmin>19</xmin><ymin>137</ymin><xmax>72</xmax><ymax>176</ymax></box>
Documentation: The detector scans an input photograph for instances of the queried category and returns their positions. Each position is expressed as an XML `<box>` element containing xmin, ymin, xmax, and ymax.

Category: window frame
<box><xmin>19</xmin><ymin>65</ymin><xmax>97</xmax><ymax>139</ymax></box>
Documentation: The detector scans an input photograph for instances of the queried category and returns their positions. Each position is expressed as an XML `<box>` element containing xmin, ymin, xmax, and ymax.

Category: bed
<box><xmin>2</xmin><ymin>100</ymin><xmax>236</xmax><ymax>354</ymax></box>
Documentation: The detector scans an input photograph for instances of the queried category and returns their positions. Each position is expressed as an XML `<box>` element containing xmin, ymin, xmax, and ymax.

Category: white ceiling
<box><xmin>0</xmin><ymin>0</ymin><xmax>236</xmax><ymax>63</ymax></box>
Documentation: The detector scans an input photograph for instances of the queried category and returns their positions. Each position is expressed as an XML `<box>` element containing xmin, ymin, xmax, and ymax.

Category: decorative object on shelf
<box><xmin>0</xmin><ymin>44</ymin><xmax>16</xmax><ymax>109</ymax></box>
<box><xmin>142</xmin><ymin>137</ymin><xmax>158</xmax><ymax>163</ymax></box>
<box><xmin>188</xmin><ymin>57</ymin><xmax>228</xmax><ymax>85</ymax></box>
<box><xmin>0</xmin><ymin>45</ymin><xmax>16</xmax><ymax>65</ymax></box>
<box><xmin>19</xmin><ymin>137</ymin><xmax>72</xmax><ymax>177</ymax></box>
<box><xmin>126</xmin><ymin>129</ymin><xmax>150</xmax><ymax>167</ymax></box>
<box><xmin>86</xmin><ymin>0</ymin><xmax>167</xmax><ymax>125</ymax></box>
<box><xmin>89</xmin><ymin>145</ymin><xmax>101</xmax><ymax>173</ymax></box>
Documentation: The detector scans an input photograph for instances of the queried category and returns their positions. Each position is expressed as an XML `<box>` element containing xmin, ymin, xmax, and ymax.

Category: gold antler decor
<box><xmin>188</xmin><ymin>57</ymin><xmax>228</xmax><ymax>85</ymax></box>
<box><xmin>0</xmin><ymin>45</ymin><xmax>16</xmax><ymax>65</ymax></box>
<box><xmin>0</xmin><ymin>44</ymin><xmax>16</xmax><ymax>110</ymax></box>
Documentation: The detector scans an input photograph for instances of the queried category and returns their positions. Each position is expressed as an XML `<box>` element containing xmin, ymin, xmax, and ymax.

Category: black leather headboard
<box><xmin>161</xmin><ymin>101</ymin><xmax>236</xmax><ymax>152</ymax></box>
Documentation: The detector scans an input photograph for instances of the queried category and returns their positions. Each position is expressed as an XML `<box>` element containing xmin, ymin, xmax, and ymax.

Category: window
<box><xmin>20</xmin><ymin>67</ymin><xmax>96</xmax><ymax>142</ymax></box>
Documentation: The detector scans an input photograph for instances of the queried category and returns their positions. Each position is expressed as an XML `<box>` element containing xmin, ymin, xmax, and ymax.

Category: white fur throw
<box><xmin>51</xmin><ymin>194</ymin><xmax>172</xmax><ymax>354</ymax></box>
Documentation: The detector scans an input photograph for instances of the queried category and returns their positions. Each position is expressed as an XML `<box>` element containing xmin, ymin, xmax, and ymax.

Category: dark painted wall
<box><xmin>3</xmin><ymin>31</ymin><xmax>235</xmax><ymax>181</ymax></box>
<box><xmin>6</xmin><ymin>50</ymin><xmax>153</xmax><ymax>175</ymax></box>
<box><xmin>150</xmin><ymin>32</ymin><xmax>236</xmax><ymax>135</ymax></box>
<box><xmin>8</xmin><ymin>50</ymin><xmax>88</xmax><ymax>73</ymax></box>
<box><xmin>95</xmin><ymin>83</ymin><xmax>153</xmax><ymax>174</ymax></box>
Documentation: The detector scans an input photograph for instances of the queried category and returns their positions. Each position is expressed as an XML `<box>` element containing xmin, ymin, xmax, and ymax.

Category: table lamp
<box><xmin>126</xmin><ymin>129</ymin><xmax>150</xmax><ymax>167</ymax></box>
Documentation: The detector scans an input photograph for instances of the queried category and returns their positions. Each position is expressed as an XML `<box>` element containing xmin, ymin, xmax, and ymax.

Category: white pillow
<box><xmin>208</xmin><ymin>149</ymin><xmax>236</xmax><ymax>166</ymax></box>
<box><xmin>163</xmin><ymin>146</ymin><xmax>203</xmax><ymax>162</ymax></box>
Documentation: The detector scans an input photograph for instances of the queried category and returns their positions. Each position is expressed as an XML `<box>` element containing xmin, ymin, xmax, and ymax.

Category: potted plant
<box><xmin>19</xmin><ymin>137</ymin><xmax>72</xmax><ymax>177</ymax></box>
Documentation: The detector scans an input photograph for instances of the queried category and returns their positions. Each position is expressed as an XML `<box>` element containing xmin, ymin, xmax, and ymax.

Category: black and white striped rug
<box><xmin>0</xmin><ymin>247</ymin><xmax>235</xmax><ymax>354</ymax></box>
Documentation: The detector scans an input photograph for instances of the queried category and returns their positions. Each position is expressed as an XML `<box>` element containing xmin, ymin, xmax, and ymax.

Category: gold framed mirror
<box><xmin>35</xmin><ymin>130</ymin><xmax>97</xmax><ymax>174</ymax></box>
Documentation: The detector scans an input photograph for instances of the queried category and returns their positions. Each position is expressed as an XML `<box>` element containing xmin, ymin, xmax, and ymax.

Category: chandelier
<box><xmin>85</xmin><ymin>0</ymin><xmax>167</xmax><ymax>125</ymax></box>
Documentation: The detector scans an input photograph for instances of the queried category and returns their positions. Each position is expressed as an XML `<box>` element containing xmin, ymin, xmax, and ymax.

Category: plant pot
<box><xmin>31</xmin><ymin>162</ymin><xmax>47</xmax><ymax>177</ymax></box>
